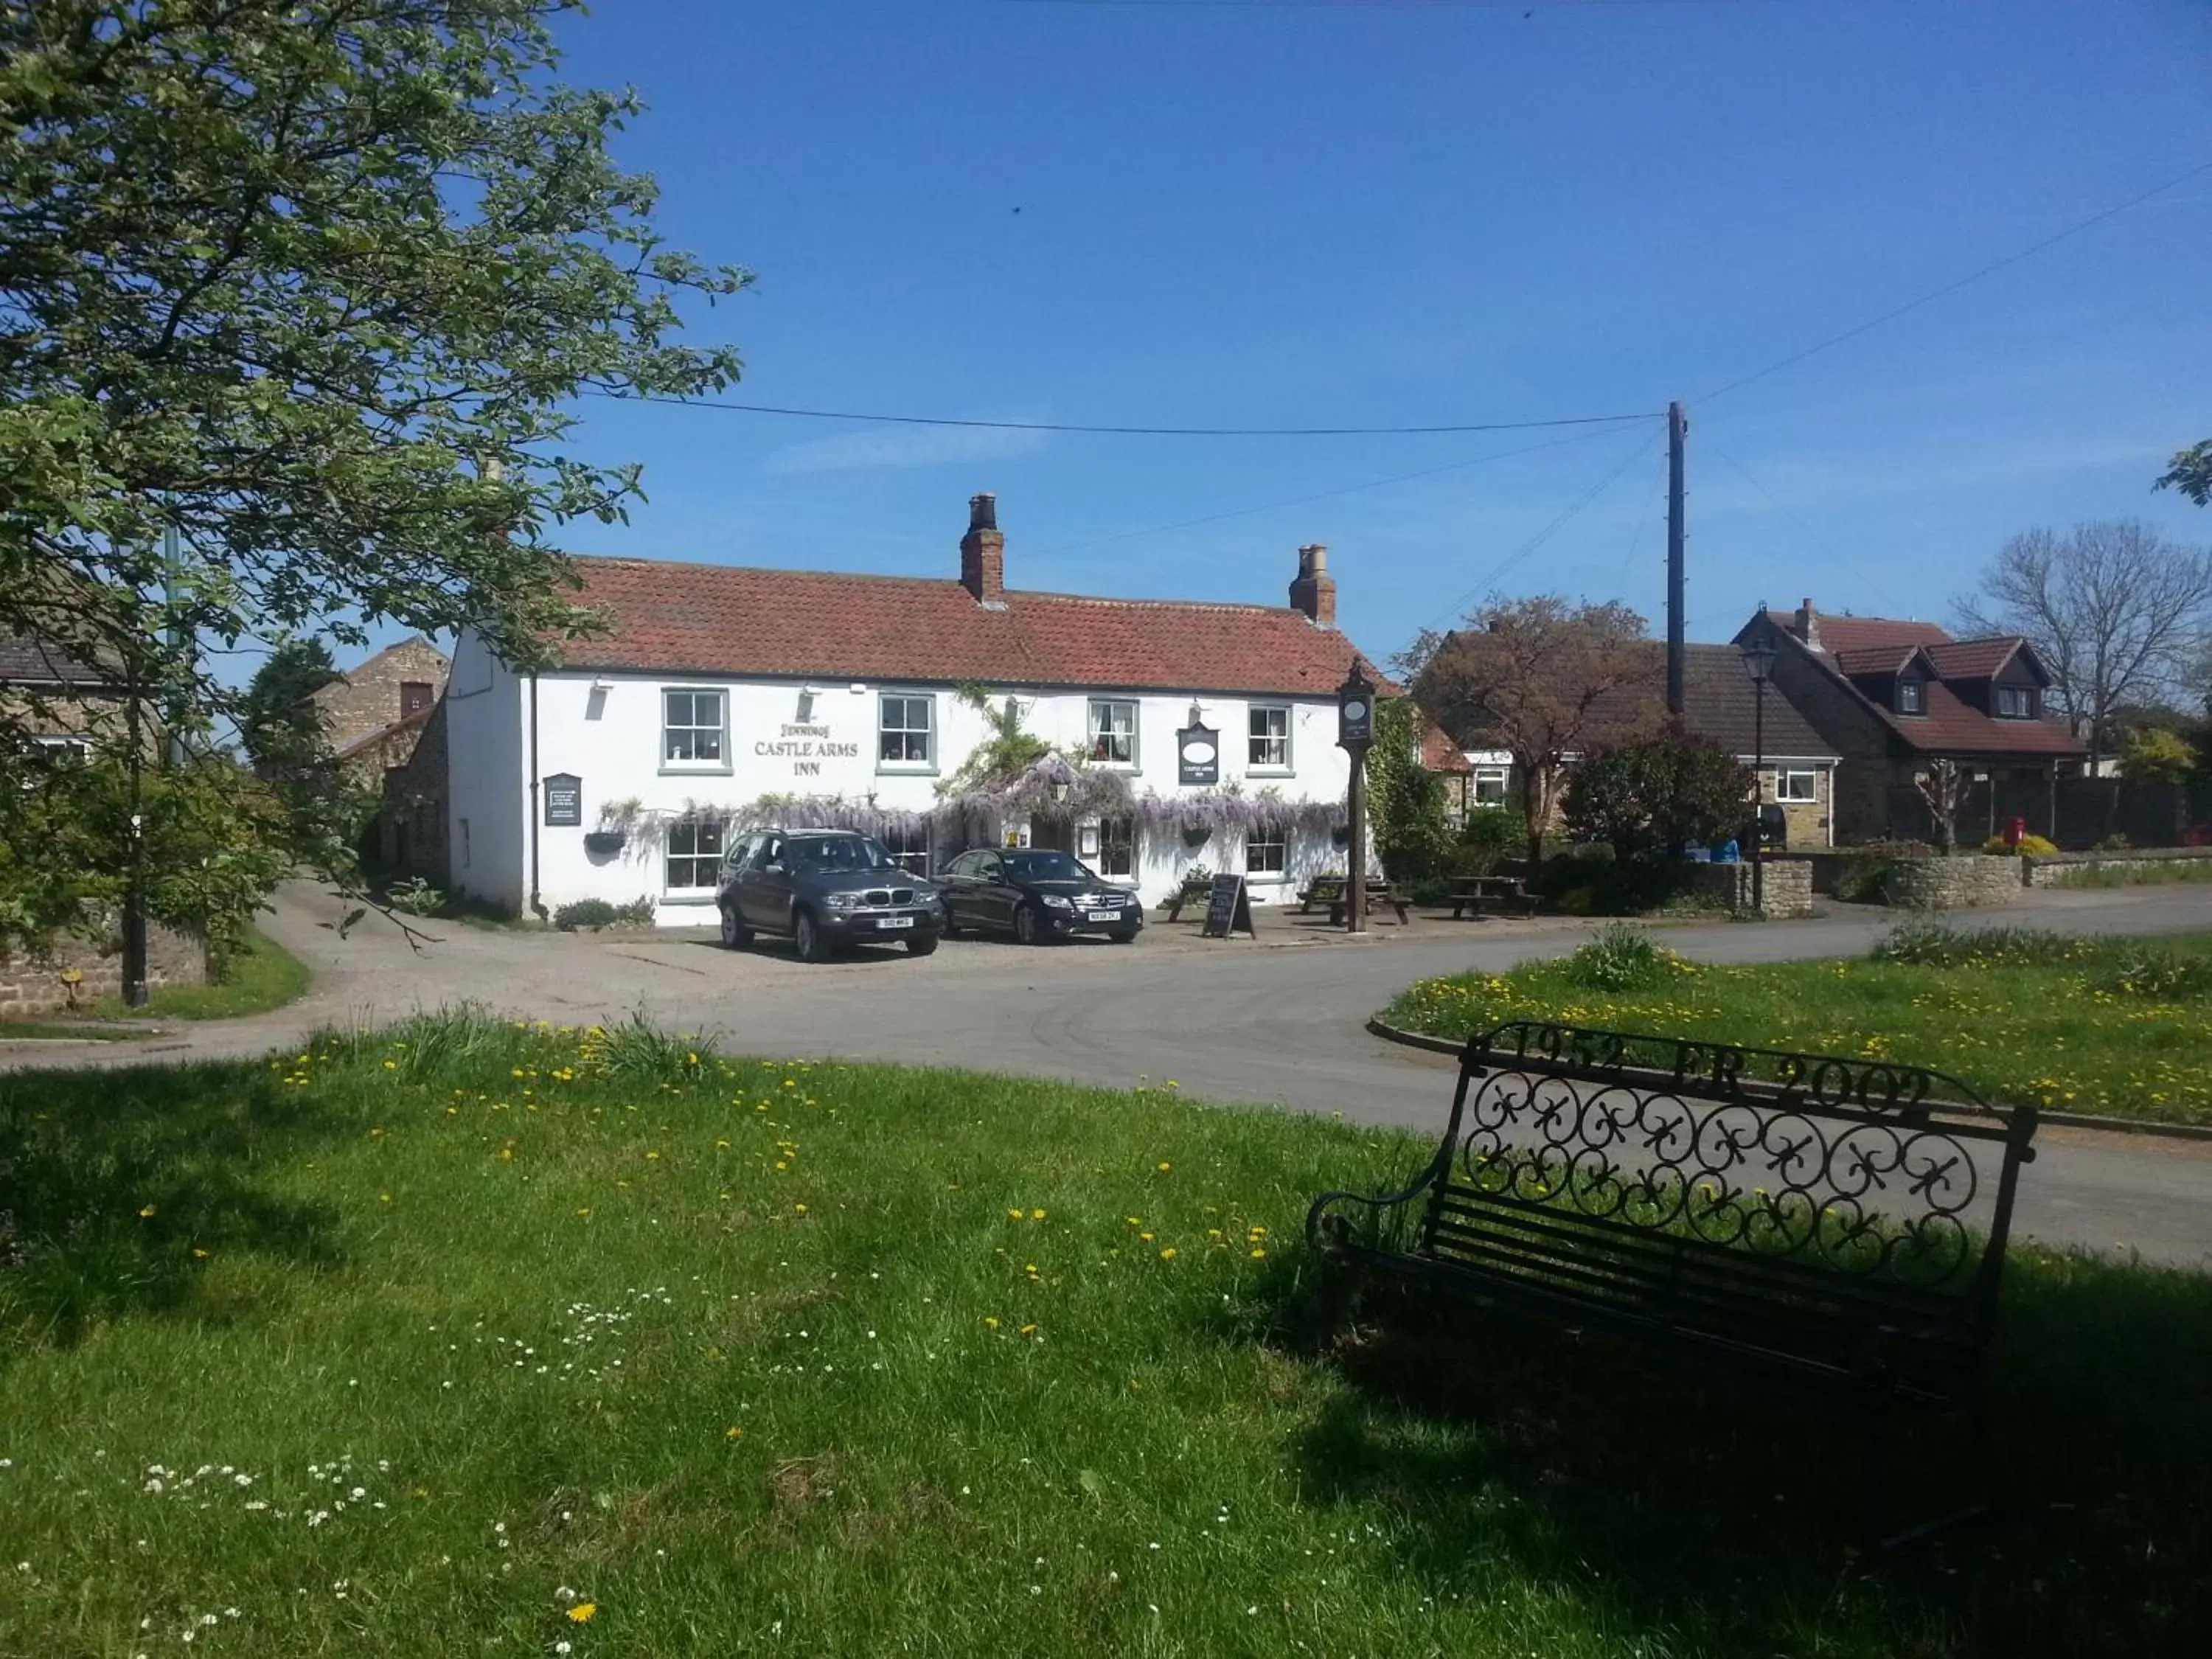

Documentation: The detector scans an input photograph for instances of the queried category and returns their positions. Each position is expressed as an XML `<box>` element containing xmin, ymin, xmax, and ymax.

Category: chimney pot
<box><xmin>961</xmin><ymin>492</ymin><xmax>1006</xmax><ymax>605</ymax></box>
<box><xmin>1289</xmin><ymin>542</ymin><xmax>1338</xmax><ymax>626</ymax></box>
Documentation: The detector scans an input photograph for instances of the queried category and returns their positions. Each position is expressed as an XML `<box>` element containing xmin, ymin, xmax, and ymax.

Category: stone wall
<box><xmin>1686</xmin><ymin>855</ymin><xmax>1815</xmax><ymax>919</ymax></box>
<box><xmin>312</xmin><ymin>637</ymin><xmax>451</xmax><ymax>751</ymax></box>
<box><xmin>2025</xmin><ymin>847</ymin><xmax>2212</xmax><ymax>888</ymax></box>
<box><xmin>0</xmin><ymin>918</ymin><xmax>206</xmax><ymax>1018</ymax></box>
<box><xmin>1885</xmin><ymin>855</ymin><xmax>2023</xmax><ymax>909</ymax></box>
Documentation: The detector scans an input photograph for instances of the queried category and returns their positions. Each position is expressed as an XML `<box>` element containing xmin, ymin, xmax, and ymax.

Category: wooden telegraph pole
<box><xmin>1666</xmin><ymin>400</ymin><xmax>1688</xmax><ymax>717</ymax></box>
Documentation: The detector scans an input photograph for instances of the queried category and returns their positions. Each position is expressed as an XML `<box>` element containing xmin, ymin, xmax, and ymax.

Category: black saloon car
<box><xmin>937</xmin><ymin>848</ymin><xmax>1144</xmax><ymax>945</ymax></box>
<box><xmin>716</xmin><ymin>829</ymin><xmax>945</xmax><ymax>962</ymax></box>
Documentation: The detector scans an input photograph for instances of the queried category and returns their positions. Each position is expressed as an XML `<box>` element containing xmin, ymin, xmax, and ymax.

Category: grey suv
<box><xmin>715</xmin><ymin>829</ymin><xmax>945</xmax><ymax>962</ymax></box>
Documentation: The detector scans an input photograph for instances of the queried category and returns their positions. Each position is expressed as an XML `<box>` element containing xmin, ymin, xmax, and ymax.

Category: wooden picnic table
<box><xmin>1449</xmin><ymin>870</ymin><xmax>1537</xmax><ymax>918</ymax></box>
<box><xmin>1298</xmin><ymin>875</ymin><xmax>1410</xmax><ymax>925</ymax></box>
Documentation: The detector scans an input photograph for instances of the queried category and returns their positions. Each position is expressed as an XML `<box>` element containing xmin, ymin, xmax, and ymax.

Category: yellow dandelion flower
<box><xmin>1020</xmin><ymin>1324</ymin><xmax>1038</xmax><ymax>1336</ymax></box>
<box><xmin>138</xmin><ymin>1205</ymin><xmax>156</xmax><ymax>1219</ymax></box>
<box><xmin>1007</xmin><ymin>1208</ymin><xmax>1024</xmax><ymax>1220</ymax></box>
<box><xmin>1159</xmin><ymin>1248</ymin><xmax>1176</xmax><ymax>1261</ymax></box>
<box><xmin>725</xmin><ymin>1425</ymin><xmax>744</xmax><ymax>1439</ymax></box>
<box><xmin>1031</xmin><ymin>1208</ymin><xmax>1046</xmax><ymax>1220</ymax></box>
<box><xmin>793</xmin><ymin>1203</ymin><xmax>808</xmax><ymax>1214</ymax></box>
<box><xmin>1156</xmin><ymin>1161</ymin><xmax>1171</xmax><ymax>1172</ymax></box>
<box><xmin>1250</xmin><ymin>1248</ymin><xmax>1267</xmax><ymax>1259</ymax></box>
<box><xmin>567</xmin><ymin>1602</ymin><xmax>597</xmax><ymax>1624</ymax></box>
<box><xmin>984</xmin><ymin>1316</ymin><xmax>1001</xmax><ymax>1329</ymax></box>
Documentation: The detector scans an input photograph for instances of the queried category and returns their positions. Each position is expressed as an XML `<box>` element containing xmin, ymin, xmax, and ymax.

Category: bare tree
<box><xmin>1955</xmin><ymin>521</ymin><xmax>2212</xmax><ymax>768</ymax></box>
<box><xmin>1413</xmin><ymin>595</ymin><xmax>1658</xmax><ymax>868</ymax></box>
<box><xmin>1913</xmin><ymin>758</ymin><xmax>1971</xmax><ymax>854</ymax></box>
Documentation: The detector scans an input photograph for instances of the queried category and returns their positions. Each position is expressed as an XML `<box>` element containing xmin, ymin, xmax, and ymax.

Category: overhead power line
<box><xmin>1700</xmin><ymin>155</ymin><xmax>2212</xmax><ymax>404</ymax></box>
<box><xmin>586</xmin><ymin>390</ymin><xmax>1660</xmax><ymax>439</ymax></box>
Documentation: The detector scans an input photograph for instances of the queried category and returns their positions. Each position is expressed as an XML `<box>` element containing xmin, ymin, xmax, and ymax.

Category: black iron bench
<box><xmin>1307</xmin><ymin>1019</ymin><xmax>2038</xmax><ymax>1547</ymax></box>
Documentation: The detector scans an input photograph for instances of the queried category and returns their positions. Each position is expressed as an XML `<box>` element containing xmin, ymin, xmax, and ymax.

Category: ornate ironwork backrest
<box><xmin>1439</xmin><ymin>1021</ymin><xmax>2038</xmax><ymax>1310</ymax></box>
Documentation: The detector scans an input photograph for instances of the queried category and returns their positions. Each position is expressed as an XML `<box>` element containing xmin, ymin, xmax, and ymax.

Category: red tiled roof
<box><xmin>1924</xmin><ymin>638</ymin><xmax>2022</xmax><ymax>680</ymax></box>
<box><xmin>1810</xmin><ymin>615</ymin><xmax>1950</xmax><ymax>653</ymax></box>
<box><xmin>1830</xmin><ymin>646</ymin><xmax>1927</xmax><ymax>678</ymax></box>
<box><xmin>557</xmin><ymin>557</ymin><xmax>1385</xmax><ymax>698</ymax></box>
<box><xmin>1885</xmin><ymin>678</ymin><xmax>2081</xmax><ymax>756</ymax></box>
<box><xmin>1419</xmin><ymin>719</ymin><xmax>1472</xmax><ymax>772</ymax></box>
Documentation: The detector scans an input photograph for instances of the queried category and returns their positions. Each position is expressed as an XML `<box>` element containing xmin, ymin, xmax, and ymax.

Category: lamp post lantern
<box><xmin>1739</xmin><ymin>638</ymin><xmax>1777</xmax><ymax>914</ymax></box>
<box><xmin>1338</xmin><ymin>662</ymin><xmax>1376</xmax><ymax>934</ymax></box>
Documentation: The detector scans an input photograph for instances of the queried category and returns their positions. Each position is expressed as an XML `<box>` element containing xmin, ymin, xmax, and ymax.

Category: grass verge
<box><xmin>86</xmin><ymin>926</ymin><xmax>311</xmax><ymax>1022</ymax></box>
<box><xmin>1385</xmin><ymin>923</ymin><xmax>2212</xmax><ymax>1126</ymax></box>
<box><xmin>1</xmin><ymin>1012</ymin><xmax>2208</xmax><ymax>1656</ymax></box>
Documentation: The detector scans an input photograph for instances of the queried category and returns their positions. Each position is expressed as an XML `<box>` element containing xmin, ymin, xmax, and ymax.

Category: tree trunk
<box><xmin>1520</xmin><ymin>764</ymin><xmax>1548</xmax><ymax>871</ymax></box>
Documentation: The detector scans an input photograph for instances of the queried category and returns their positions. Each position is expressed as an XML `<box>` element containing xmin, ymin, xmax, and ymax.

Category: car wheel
<box><xmin>1013</xmin><ymin>904</ymin><xmax>1044</xmax><ymax>946</ymax></box>
<box><xmin>793</xmin><ymin>908</ymin><xmax>831</xmax><ymax>964</ymax></box>
<box><xmin>1108</xmin><ymin>926</ymin><xmax>1139</xmax><ymax>944</ymax></box>
<box><xmin>719</xmin><ymin>905</ymin><xmax>752</xmax><ymax>949</ymax></box>
<box><xmin>906</xmin><ymin>935</ymin><xmax>939</xmax><ymax>957</ymax></box>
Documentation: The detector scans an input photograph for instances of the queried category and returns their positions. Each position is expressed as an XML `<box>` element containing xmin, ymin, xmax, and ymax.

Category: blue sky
<box><xmin>535</xmin><ymin>0</ymin><xmax>2212</xmax><ymax>663</ymax></box>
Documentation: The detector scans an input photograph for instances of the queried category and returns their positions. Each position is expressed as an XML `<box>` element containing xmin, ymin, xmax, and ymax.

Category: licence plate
<box><xmin>1085</xmin><ymin>910</ymin><xmax>1119</xmax><ymax>923</ymax></box>
<box><xmin>877</xmin><ymin>914</ymin><xmax>915</xmax><ymax>929</ymax></box>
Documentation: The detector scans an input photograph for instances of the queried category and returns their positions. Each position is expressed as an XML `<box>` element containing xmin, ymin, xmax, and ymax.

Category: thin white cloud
<box><xmin>762</xmin><ymin>421</ymin><xmax>1051</xmax><ymax>476</ymax></box>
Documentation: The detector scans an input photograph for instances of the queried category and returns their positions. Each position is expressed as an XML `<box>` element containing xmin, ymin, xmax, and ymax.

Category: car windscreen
<box><xmin>1003</xmin><ymin>851</ymin><xmax>1092</xmax><ymax>883</ymax></box>
<box><xmin>785</xmin><ymin>836</ymin><xmax>898</xmax><ymax>873</ymax></box>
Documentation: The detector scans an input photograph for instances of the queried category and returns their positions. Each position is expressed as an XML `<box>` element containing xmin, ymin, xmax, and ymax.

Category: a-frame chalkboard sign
<box><xmin>1200</xmin><ymin>872</ymin><xmax>1256</xmax><ymax>940</ymax></box>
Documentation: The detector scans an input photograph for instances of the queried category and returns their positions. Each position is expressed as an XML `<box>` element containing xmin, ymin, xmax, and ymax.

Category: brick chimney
<box><xmin>1792</xmin><ymin>597</ymin><xmax>1820</xmax><ymax>650</ymax></box>
<box><xmin>1289</xmin><ymin>543</ymin><xmax>1337</xmax><ymax>626</ymax></box>
<box><xmin>960</xmin><ymin>493</ymin><xmax>1005</xmax><ymax>606</ymax></box>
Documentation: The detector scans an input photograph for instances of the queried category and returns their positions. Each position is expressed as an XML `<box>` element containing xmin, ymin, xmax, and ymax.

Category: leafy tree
<box><xmin>0</xmin><ymin>745</ymin><xmax>292</xmax><ymax>969</ymax></box>
<box><xmin>239</xmin><ymin>639</ymin><xmax>341</xmax><ymax>779</ymax></box>
<box><xmin>1412</xmin><ymin>595</ymin><xmax>1657</xmax><ymax>869</ymax></box>
<box><xmin>1955</xmin><ymin>521</ymin><xmax>2212</xmax><ymax>768</ymax></box>
<box><xmin>0</xmin><ymin>1</ymin><xmax>746</xmax><ymax>945</ymax></box>
<box><xmin>2157</xmin><ymin>441</ymin><xmax>2212</xmax><ymax>507</ymax></box>
<box><xmin>2118</xmin><ymin>726</ymin><xmax>2199</xmax><ymax>785</ymax></box>
<box><xmin>1366</xmin><ymin>696</ymin><xmax>1450</xmax><ymax>883</ymax></box>
<box><xmin>1562</xmin><ymin>730</ymin><xmax>1753</xmax><ymax>860</ymax></box>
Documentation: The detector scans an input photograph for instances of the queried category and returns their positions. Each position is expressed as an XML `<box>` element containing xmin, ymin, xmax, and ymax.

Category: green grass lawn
<box><xmin>1384</xmin><ymin>924</ymin><xmax>2212</xmax><ymax>1127</ymax></box>
<box><xmin>2045</xmin><ymin>857</ymin><xmax>2212</xmax><ymax>888</ymax></box>
<box><xmin>85</xmin><ymin>925</ymin><xmax>310</xmax><ymax>1021</ymax></box>
<box><xmin>2</xmin><ymin>1014</ymin><xmax>2208</xmax><ymax>1657</ymax></box>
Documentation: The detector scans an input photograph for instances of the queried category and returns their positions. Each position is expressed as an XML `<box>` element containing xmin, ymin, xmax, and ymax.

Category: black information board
<box><xmin>1200</xmin><ymin>872</ymin><xmax>1256</xmax><ymax>940</ymax></box>
<box><xmin>543</xmin><ymin>772</ymin><xmax>583</xmax><ymax>827</ymax></box>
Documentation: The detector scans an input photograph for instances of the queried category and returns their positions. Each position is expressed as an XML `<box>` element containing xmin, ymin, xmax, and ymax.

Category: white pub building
<box><xmin>445</xmin><ymin>495</ymin><xmax>1384</xmax><ymax>925</ymax></box>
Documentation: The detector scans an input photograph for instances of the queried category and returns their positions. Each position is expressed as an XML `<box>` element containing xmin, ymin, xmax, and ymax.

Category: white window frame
<box><xmin>1897</xmin><ymin>679</ymin><xmax>1924</xmax><ymax>715</ymax></box>
<box><xmin>1245</xmin><ymin>827</ymin><xmax>1287</xmax><ymax>880</ymax></box>
<box><xmin>661</xmin><ymin>686</ymin><xmax>730</xmax><ymax>773</ymax></box>
<box><xmin>1087</xmin><ymin>698</ymin><xmax>1138</xmax><ymax>768</ymax></box>
<box><xmin>1775</xmin><ymin>768</ymin><xmax>1818</xmax><ymax>804</ymax></box>
<box><xmin>1994</xmin><ymin>685</ymin><xmax>2031</xmax><ymax>719</ymax></box>
<box><xmin>1096</xmin><ymin>815</ymin><xmax>1136</xmax><ymax>880</ymax></box>
<box><xmin>1472</xmin><ymin>765</ymin><xmax>1509</xmax><ymax>805</ymax></box>
<box><xmin>664</xmin><ymin>817</ymin><xmax>724</xmax><ymax>898</ymax></box>
<box><xmin>1248</xmin><ymin>703</ymin><xmax>1291</xmax><ymax>772</ymax></box>
<box><xmin>877</xmin><ymin>692</ymin><xmax>936</xmax><ymax>773</ymax></box>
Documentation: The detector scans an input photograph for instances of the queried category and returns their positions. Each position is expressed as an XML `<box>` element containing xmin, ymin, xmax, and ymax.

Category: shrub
<box><xmin>1558</xmin><ymin>922</ymin><xmax>1691</xmax><ymax>992</ymax></box>
<box><xmin>2096</xmin><ymin>832</ymin><xmax>2132</xmax><ymax>852</ymax></box>
<box><xmin>1562</xmin><ymin>731</ymin><xmax>1753</xmax><ymax>860</ymax></box>
<box><xmin>1531</xmin><ymin>844</ymin><xmax>1691</xmax><ymax>917</ymax></box>
<box><xmin>1457</xmin><ymin>805</ymin><xmax>1528</xmax><ymax>872</ymax></box>
<box><xmin>552</xmin><ymin>897</ymin><xmax>619</xmax><ymax>931</ymax></box>
<box><xmin>1980</xmin><ymin>833</ymin><xmax>2059</xmax><ymax>857</ymax></box>
<box><xmin>383</xmin><ymin>874</ymin><xmax>448</xmax><ymax>917</ymax></box>
<box><xmin>2093</xmin><ymin>946</ymin><xmax>2212</xmax><ymax>1001</ymax></box>
<box><xmin>2117</xmin><ymin>727</ymin><xmax>2198</xmax><ymax>785</ymax></box>
<box><xmin>611</xmin><ymin>897</ymin><xmax>658</xmax><ymax>925</ymax></box>
<box><xmin>1870</xmin><ymin>918</ymin><xmax>2086</xmax><ymax>969</ymax></box>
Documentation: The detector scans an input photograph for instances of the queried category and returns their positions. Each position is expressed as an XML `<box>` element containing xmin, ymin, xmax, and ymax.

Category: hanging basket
<box><xmin>1330</xmin><ymin>825</ymin><xmax>1351</xmax><ymax>848</ymax></box>
<box><xmin>583</xmin><ymin>830</ymin><xmax>627</xmax><ymax>855</ymax></box>
<box><xmin>1181</xmin><ymin>824</ymin><xmax>1212</xmax><ymax>849</ymax></box>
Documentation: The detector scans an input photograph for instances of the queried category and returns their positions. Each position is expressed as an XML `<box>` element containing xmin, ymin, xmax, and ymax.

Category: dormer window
<box><xmin>1897</xmin><ymin>679</ymin><xmax>1924</xmax><ymax>715</ymax></box>
<box><xmin>1994</xmin><ymin>685</ymin><xmax>2033</xmax><ymax>719</ymax></box>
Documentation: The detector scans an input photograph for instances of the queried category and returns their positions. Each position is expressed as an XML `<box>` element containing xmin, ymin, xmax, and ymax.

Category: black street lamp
<box><xmin>1338</xmin><ymin>663</ymin><xmax>1376</xmax><ymax>934</ymax></box>
<box><xmin>1739</xmin><ymin>638</ymin><xmax>1777</xmax><ymax>914</ymax></box>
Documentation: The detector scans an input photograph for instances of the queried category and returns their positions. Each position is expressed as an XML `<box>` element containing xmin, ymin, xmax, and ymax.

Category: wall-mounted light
<box><xmin>796</xmin><ymin>689</ymin><xmax>816</xmax><ymax>722</ymax></box>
